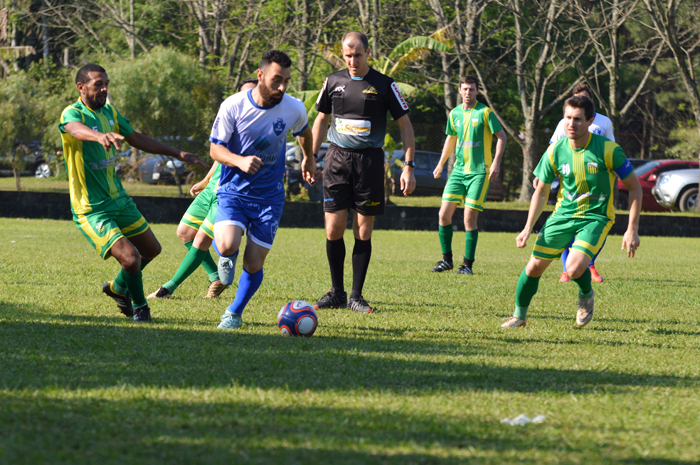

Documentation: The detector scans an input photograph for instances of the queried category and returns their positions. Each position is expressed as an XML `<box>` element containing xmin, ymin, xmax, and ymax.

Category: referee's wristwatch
<box><xmin>404</xmin><ymin>160</ymin><xmax>415</xmax><ymax>169</ymax></box>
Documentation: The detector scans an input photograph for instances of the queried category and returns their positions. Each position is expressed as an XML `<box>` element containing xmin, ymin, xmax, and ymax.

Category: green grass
<box><xmin>1</xmin><ymin>219</ymin><xmax>699</xmax><ymax>464</ymax></box>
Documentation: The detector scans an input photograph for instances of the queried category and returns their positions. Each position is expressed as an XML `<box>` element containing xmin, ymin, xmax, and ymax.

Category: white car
<box><xmin>652</xmin><ymin>168</ymin><xmax>699</xmax><ymax>212</ymax></box>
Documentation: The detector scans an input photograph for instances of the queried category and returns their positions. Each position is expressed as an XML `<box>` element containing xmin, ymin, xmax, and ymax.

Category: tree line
<box><xmin>1</xmin><ymin>0</ymin><xmax>699</xmax><ymax>200</ymax></box>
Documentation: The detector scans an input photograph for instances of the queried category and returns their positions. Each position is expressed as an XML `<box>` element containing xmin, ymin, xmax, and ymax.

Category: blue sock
<box><xmin>212</xmin><ymin>238</ymin><xmax>238</xmax><ymax>260</ymax></box>
<box><xmin>590</xmin><ymin>238</ymin><xmax>606</xmax><ymax>267</ymax></box>
<box><xmin>562</xmin><ymin>246</ymin><xmax>570</xmax><ymax>272</ymax></box>
<box><xmin>226</xmin><ymin>268</ymin><xmax>263</xmax><ymax>316</ymax></box>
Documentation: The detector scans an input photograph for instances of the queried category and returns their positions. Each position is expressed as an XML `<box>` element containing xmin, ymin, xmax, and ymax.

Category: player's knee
<box><xmin>120</xmin><ymin>252</ymin><xmax>141</xmax><ymax>274</ymax></box>
<box><xmin>176</xmin><ymin>223</ymin><xmax>195</xmax><ymax>243</ymax></box>
<box><xmin>142</xmin><ymin>240</ymin><xmax>162</xmax><ymax>260</ymax></box>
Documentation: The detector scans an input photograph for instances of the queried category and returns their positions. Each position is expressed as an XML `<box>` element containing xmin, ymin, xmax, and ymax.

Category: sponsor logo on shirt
<box><xmin>459</xmin><ymin>141</ymin><xmax>481</xmax><ymax>148</ymax></box>
<box><xmin>391</xmin><ymin>82</ymin><xmax>409</xmax><ymax>111</ymax></box>
<box><xmin>564</xmin><ymin>191</ymin><xmax>592</xmax><ymax>202</ymax></box>
<box><xmin>109</xmin><ymin>119</ymin><xmax>114</xmax><ymax>126</ymax></box>
<box><xmin>362</xmin><ymin>87</ymin><xmax>379</xmax><ymax>95</ymax></box>
<box><xmin>335</xmin><ymin>118</ymin><xmax>371</xmax><ymax>136</ymax></box>
<box><xmin>88</xmin><ymin>157</ymin><xmax>116</xmax><ymax>170</ymax></box>
<box><xmin>333</xmin><ymin>85</ymin><xmax>346</xmax><ymax>93</ymax></box>
<box><xmin>587</xmin><ymin>162</ymin><xmax>598</xmax><ymax>174</ymax></box>
<box><xmin>324</xmin><ymin>197</ymin><xmax>335</xmax><ymax>202</ymax></box>
<box><xmin>213</xmin><ymin>117</ymin><xmax>220</xmax><ymax>130</ymax></box>
<box><xmin>92</xmin><ymin>126</ymin><xmax>98</xmax><ymax>131</ymax></box>
<box><xmin>272</xmin><ymin>118</ymin><xmax>286</xmax><ymax>136</ymax></box>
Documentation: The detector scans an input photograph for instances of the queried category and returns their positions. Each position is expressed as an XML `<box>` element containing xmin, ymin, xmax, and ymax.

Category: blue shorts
<box><xmin>215</xmin><ymin>195</ymin><xmax>283</xmax><ymax>249</ymax></box>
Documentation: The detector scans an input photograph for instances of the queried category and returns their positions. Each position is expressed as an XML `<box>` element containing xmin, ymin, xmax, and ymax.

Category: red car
<box><xmin>617</xmin><ymin>159</ymin><xmax>700</xmax><ymax>211</ymax></box>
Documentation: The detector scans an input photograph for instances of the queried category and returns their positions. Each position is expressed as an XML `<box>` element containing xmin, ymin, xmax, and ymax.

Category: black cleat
<box><xmin>431</xmin><ymin>259</ymin><xmax>453</xmax><ymax>272</ymax></box>
<box><xmin>455</xmin><ymin>264</ymin><xmax>473</xmax><ymax>275</ymax></box>
<box><xmin>147</xmin><ymin>286</ymin><xmax>171</xmax><ymax>300</ymax></box>
<box><xmin>348</xmin><ymin>296</ymin><xmax>374</xmax><ymax>313</ymax></box>
<box><xmin>313</xmin><ymin>290</ymin><xmax>347</xmax><ymax>310</ymax></box>
<box><xmin>133</xmin><ymin>305</ymin><xmax>152</xmax><ymax>322</ymax></box>
<box><xmin>102</xmin><ymin>281</ymin><xmax>134</xmax><ymax>318</ymax></box>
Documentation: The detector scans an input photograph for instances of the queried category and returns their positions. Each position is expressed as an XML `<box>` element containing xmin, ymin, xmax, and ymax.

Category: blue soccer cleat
<box><xmin>217</xmin><ymin>312</ymin><xmax>242</xmax><ymax>330</ymax></box>
<box><xmin>217</xmin><ymin>251</ymin><xmax>238</xmax><ymax>286</ymax></box>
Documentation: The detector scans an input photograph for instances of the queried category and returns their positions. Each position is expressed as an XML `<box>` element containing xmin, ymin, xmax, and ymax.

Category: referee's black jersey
<box><xmin>316</xmin><ymin>68</ymin><xmax>409</xmax><ymax>150</ymax></box>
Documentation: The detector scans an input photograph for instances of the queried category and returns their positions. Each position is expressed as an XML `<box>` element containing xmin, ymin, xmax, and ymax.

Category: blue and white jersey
<box><xmin>209</xmin><ymin>90</ymin><xmax>309</xmax><ymax>205</ymax></box>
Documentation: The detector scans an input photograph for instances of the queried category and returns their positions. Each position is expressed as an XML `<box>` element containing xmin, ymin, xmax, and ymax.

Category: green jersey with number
<box><xmin>534</xmin><ymin>133</ymin><xmax>631</xmax><ymax>223</ymax></box>
<box><xmin>446</xmin><ymin>101</ymin><xmax>502</xmax><ymax>175</ymax></box>
<box><xmin>58</xmin><ymin>99</ymin><xmax>134</xmax><ymax>215</ymax></box>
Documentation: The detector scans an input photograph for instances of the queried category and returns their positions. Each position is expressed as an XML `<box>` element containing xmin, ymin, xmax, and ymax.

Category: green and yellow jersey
<box><xmin>446</xmin><ymin>101</ymin><xmax>502</xmax><ymax>175</ymax></box>
<box><xmin>58</xmin><ymin>99</ymin><xmax>134</xmax><ymax>215</ymax></box>
<box><xmin>534</xmin><ymin>133</ymin><xmax>634</xmax><ymax>223</ymax></box>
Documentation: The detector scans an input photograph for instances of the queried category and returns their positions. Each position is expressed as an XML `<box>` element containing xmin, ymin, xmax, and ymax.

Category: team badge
<box><xmin>587</xmin><ymin>162</ymin><xmax>599</xmax><ymax>174</ymax></box>
<box><xmin>96</xmin><ymin>221</ymin><xmax>105</xmax><ymax>234</ymax></box>
<box><xmin>272</xmin><ymin>118</ymin><xmax>286</xmax><ymax>136</ymax></box>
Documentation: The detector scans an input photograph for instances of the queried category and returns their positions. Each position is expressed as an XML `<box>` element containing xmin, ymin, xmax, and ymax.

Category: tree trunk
<box><xmin>518</xmin><ymin>121</ymin><xmax>538</xmax><ymax>202</ymax></box>
<box><xmin>13</xmin><ymin>167</ymin><xmax>20</xmax><ymax>192</ymax></box>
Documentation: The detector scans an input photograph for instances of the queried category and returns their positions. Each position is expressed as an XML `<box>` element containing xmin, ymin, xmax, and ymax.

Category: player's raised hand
<box><xmin>98</xmin><ymin>132</ymin><xmax>124</xmax><ymax>152</ymax></box>
<box><xmin>180</xmin><ymin>152</ymin><xmax>210</xmax><ymax>169</ymax></box>
<box><xmin>516</xmin><ymin>229</ymin><xmax>530</xmax><ymax>248</ymax></box>
<box><xmin>237</xmin><ymin>155</ymin><xmax>263</xmax><ymax>174</ymax></box>
<box><xmin>621</xmin><ymin>230</ymin><xmax>640</xmax><ymax>258</ymax></box>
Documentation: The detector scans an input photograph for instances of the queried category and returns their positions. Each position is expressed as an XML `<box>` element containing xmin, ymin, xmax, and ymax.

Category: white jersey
<box><xmin>549</xmin><ymin>112</ymin><xmax>615</xmax><ymax>144</ymax></box>
<box><xmin>209</xmin><ymin>90</ymin><xmax>308</xmax><ymax>205</ymax></box>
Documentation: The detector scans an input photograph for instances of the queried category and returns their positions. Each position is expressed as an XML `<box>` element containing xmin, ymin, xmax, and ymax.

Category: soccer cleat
<box><xmin>348</xmin><ymin>296</ymin><xmax>374</xmax><ymax>313</ymax></box>
<box><xmin>147</xmin><ymin>286</ymin><xmax>171</xmax><ymax>300</ymax></box>
<box><xmin>590</xmin><ymin>265</ymin><xmax>604</xmax><ymax>283</ymax></box>
<box><xmin>218</xmin><ymin>254</ymin><xmax>237</xmax><ymax>286</ymax></box>
<box><xmin>102</xmin><ymin>281</ymin><xmax>134</xmax><ymax>318</ymax></box>
<box><xmin>204</xmin><ymin>280</ymin><xmax>228</xmax><ymax>299</ymax></box>
<box><xmin>133</xmin><ymin>305</ymin><xmax>152</xmax><ymax>322</ymax></box>
<box><xmin>217</xmin><ymin>312</ymin><xmax>242</xmax><ymax>329</ymax></box>
<box><xmin>500</xmin><ymin>316</ymin><xmax>527</xmax><ymax>328</ymax></box>
<box><xmin>431</xmin><ymin>259</ymin><xmax>454</xmax><ymax>272</ymax></box>
<box><xmin>455</xmin><ymin>264</ymin><xmax>473</xmax><ymax>275</ymax></box>
<box><xmin>313</xmin><ymin>290</ymin><xmax>347</xmax><ymax>310</ymax></box>
<box><xmin>576</xmin><ymin>290</ymin><xmax>595</xmax><ymax>327</ymax></box>
<box><xmin>559</xmin><ymin>272</ymin><xmax>570</xmax><ymax>283</ymax></box>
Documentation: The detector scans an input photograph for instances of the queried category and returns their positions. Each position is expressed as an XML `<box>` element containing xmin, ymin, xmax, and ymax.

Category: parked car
<box><xmin>0</xmin><ymin>141</ymin><xmax>52</xmax><ymax>178</ymax></box>
<box><xmin>652</xmin><ymin>168</ymin><xmax>699</xmax><ymax>211</ymax></box>
<box><xmin>616</xmin><ymin>159</ymin><xmax>699</xmax><ymax>211</ymax></box>
<box><xmin>137</xmin><ymin>154</ymin><xmax>194</xmax><ymax>185</ymax></box>
<box><xmin>390</xmin><ymin>150</ymin><xmax>504</xmax><ymax>199</ymax></box>
<box><xmin>285</xmin><ymin>142</ymin><xmax>327</xmax><ymax>201</ymax></box>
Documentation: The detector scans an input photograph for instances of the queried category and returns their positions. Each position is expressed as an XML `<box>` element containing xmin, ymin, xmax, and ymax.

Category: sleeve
<box><xmin>549</xmin><ymin>119</ymin><xmax>565</xmax><ymax>144</ymax></box>
<box><xmin>445</xmin><ymin>109</ymin><xmax>457</xmax><ymax>136</ymax></box>
<box><xmin>114</xmin><ymin>107</ymin><xmax>134</xmax><ymax>138</ymax></box>
<box><xmin>610</xmin><ymin>144</ymin><xmax>633</xmax><ymax>179</ymax></box>
<box><xmin>486</xmin><ymin>108</ymin><xmax>502</xmax><ymax>134</ymax></box>
<box><xmin>533</xmin><ymin>145</ymin><xmax>559</xmax><ymax>184</ymax></box>
<box><xmin>291</xmin><ymin>100</ymin><xmax>310</xmax><ymax>136</ymax></box>
<box><xmin>386</xmin><ymin>80</ymin><xmax>410</xmax><ymax>120</ymax></box>
<box><xmin>315</xmin><ymin>76</ymin><xmax>332</xmax><ymax>114</ymax></box>
<box><xmin>605</xmin><ymin>119</ymin><xmax>616</xmax><ymax>142</ymax></box>
<box><xmin>209</xmin><ymin>99</ymin><xmax>236</xmax><ymax>146</ymax></box>
<box><xmin>58</xmin><ymin>106</ymin><xmax>85</xmax><ymax>133</ymax></box>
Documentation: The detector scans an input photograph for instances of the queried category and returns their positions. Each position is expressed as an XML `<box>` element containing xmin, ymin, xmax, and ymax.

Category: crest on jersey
<box><xmin>272</xmin><ymin>118</ymin><xmax>286</xmax><ymax>136</ymax></box>
<box><xmin>587</xmin><ymin>162</ymin><xmax>599</xmax><ymax>174</ymax></box>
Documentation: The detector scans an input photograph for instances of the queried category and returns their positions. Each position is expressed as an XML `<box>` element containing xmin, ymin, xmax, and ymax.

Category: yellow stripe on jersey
<box><xmin>462</xmin><ymin>107</ymin><xmax>473</xmax><ymax>174</ymax></box>
<box><xmin>482</xmin><ymin>107</ymin><xmax>493</xmax><ymax>168</ymax></box>
<box><xmin>604</xmin><ymin>141</ymin><xmax>618</xmax><ymax>221</ymax></box>
<box><xmin>571</xmin><ymin>134</ymin><xmax>592</xmax><ymax>219</ymax></box>
<box><xmin>60</xmin><ymin>106</ymin><xmax>91</xmax><ymax>214</ymax></box>
<box><xmin>85</xmin><ymin>104</ymin><xmax>120</xmax><ymax>199</ymax></box>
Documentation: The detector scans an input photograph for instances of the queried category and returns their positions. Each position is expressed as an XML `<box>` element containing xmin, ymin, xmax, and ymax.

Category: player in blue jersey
<box><xmin>208</xmin><ymin>50</ymin><xmax>315</xmax><ymax>330</ymax></box>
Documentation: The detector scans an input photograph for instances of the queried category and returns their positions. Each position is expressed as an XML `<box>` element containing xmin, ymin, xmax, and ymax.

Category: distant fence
<box><xmin>1</xmin><ymin>191</ymin><xmax>699</xmax><ymax>237</ymax></box>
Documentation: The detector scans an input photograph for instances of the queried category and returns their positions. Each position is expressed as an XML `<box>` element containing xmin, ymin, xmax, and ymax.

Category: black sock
<box><xmin>351</xmin><ymin>238</ymin><xmax>372</xmax><ymax>299</ymax></box>
<box><xmin>463</xmin><ymin>258</ymin><xmax>474</xmax><ymax>268</ymax></box>
<box><xmin>443</xmin><ymin>252</ymin><xmax>453</xmax><ymax>263</ymax></box>
<box><xmin>327</xmin><ymin>238</ymin><xmax>345</xmax><ymax>295</ymax></box>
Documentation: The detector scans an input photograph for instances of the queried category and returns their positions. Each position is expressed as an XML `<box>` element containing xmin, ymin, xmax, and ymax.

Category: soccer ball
<box><xmin>277</xmin><ymin>300</ymin><xmax>318</xmax><ymax>337</ymax></box>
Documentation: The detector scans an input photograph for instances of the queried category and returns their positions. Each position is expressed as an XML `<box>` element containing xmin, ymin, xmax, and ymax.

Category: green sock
<box><xmin>140</xmin><ymin>257</ymin><xmax>151</xmax><ymax>271</ymax></box>
<box><xmin>438</xmin><ymin>224</ymin><xmax>453</xmax><ymax>255</ymax></box>
<box><xmin>514</xmin><ymin>268</ymin><xmax>540</xmax><ymax>320</ymax></box>
<box><xmin>124</xmin><ymin>270</ymin><xmax>146</xmax><ymax>308</ymax></box>
<box><xmin>572</xmin><ymin>267</ymin><xmax>593</xmax><ymax>299</ymax></box>
<box><xmin>113</xmin><ymin>256</ymin><xmax>152</xmax><ymax>295</ymax></box>
<box><xmin>464</xmin><ymin>229</ymin><xmax>479</xmax><ymax>261</ymax></box>
<box><xmin>200</xmin><ymin>250</ymin><xmax>219</xmax><ymax>282</ymax></box>
<box><xmin>163</xmin><ymin>247</ymin><xmax>210</xmax><ymax>293</ymax></box>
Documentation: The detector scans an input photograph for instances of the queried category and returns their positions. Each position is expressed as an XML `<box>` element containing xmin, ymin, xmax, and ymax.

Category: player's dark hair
<box><xmin>565</xmin><ymin>95</ymin><xmax>595</xmax><ymax>121</ymax></box>
<box><xmin>76</xmin><ymin>64</ymin><xmax>106</xmax><ymax>84</ymax></box>
<box><xmin>573</xmin><ymin>83</ymin><xmax>592</xmax><ymax>98</ymax></box>
<box><xmin>459</xmin><ymin>75</ymin><xmax>479</xmax><ymax>90</ymax></box>
<box><xmin>260</xmin><ymin>50</ymin><xmax>292</xmax><ymax>70</ymax></box>
<box><xmin>342</xmin><ymin>31</ymin><xmax>369</xmax><ymax>51</ymax></box>
<box><xmin>239</xmin><ymin>78</ymin><xmax>258</xmax><ymax>91</ymax></box>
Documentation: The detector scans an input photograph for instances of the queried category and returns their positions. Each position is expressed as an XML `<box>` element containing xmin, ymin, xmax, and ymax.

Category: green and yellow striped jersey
<box><xmin>446</xmin><ymin>101</ymin><xmax>502</xmax><ymax>175</ymax></box>
<box><xmin>58</xmin><ymin>99</ymin><xmax>134</xmax><ymax>215</ymax></box>
<box><xmin>534</xmin><ymin>133</ymin><xmax>631</xmax><ymax>223</ymax></box>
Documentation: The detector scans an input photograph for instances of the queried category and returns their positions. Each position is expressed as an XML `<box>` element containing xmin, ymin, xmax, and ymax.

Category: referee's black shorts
<box><xmin>322</xmin><ymin>143</ymin><xmax>385</xmax><ymax>216</ymax></box>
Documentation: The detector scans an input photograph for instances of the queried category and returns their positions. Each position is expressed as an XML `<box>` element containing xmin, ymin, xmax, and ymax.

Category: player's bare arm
<box><xmin>64</xmin><ymin>121</ymin><xmax>124</xmax><ymax>152</ymax></box>
<box><xmin>517</xmin><ymin>181</ymin><xmax>551</xmax><ymax>248</ymax></box>
<box><xmin>434</xmin><ymin>135</ymin><xmax>457</xmax><ymax>179</ymax></box>
<box><xmin>210</xmin><ymin>142</ymin><xmax>262</xmax><ymax>174</ymax></box>
<box><xmin>125</xmin><ymin>131</ymin><xmax>209</xmax><ymax>169</ymax></box>
<box><xmin>296</xmin><ymin>126</ymin><xmax>315</xmax><ymax>184</ymax></box>
<box><xmin>396</xmin><ymin>114</ymin><xmax>416</xmax><ymax>195</ymax></box>
<box><xmin>190</xmin><ymin>161</ymin><xmax>219</xmax><ymax>196</ymax></box>
<box><xmin>620</xmin><ymin>172</ymin><xmax>642</xmax><ymax>257</ymax></box>
<box><xmin>311</xmin><ymin>111</ymin><xmax>331</xmax><ymax>154</ymax></box>
<box><xmin>489</xmin><ymin>129</ymin><xmax>507</xmax><ymax>183</ymax></box>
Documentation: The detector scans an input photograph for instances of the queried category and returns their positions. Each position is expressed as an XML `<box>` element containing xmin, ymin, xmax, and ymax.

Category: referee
<box><xmin>312</xmin><ymin>31</ymin><xmax>416</xmax><ymax>313</ymax></box>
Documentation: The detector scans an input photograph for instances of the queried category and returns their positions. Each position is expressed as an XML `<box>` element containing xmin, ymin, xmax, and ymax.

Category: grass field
<box><xmin>1</xmin><ymin>219</ymin><xmax>699</xmax><ymax>464</ymax></box>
